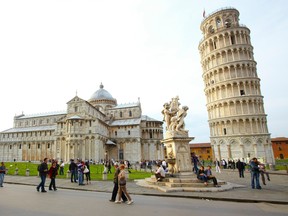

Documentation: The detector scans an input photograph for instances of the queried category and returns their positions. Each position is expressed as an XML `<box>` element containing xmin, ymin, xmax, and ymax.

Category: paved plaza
<box><xmin>3</xmin><ymin>169</ymin><xmax>288</xmax><ymax>204</ymax></box>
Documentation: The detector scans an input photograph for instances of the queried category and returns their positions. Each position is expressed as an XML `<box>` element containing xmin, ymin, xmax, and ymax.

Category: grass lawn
<box><xmin>3</xmin><ymin>162</ymin><xmax>153</xmax><ymax>181</ymax></box>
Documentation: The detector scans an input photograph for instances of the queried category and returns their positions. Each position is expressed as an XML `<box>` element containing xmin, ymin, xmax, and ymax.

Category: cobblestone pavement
<box><xmin>4</xmin><ymin>169</ymin><xmax>288</xmax><ymax>204</ymax></box>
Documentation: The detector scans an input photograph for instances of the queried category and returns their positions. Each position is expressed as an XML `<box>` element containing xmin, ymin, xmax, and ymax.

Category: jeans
<box><xmin>70</xmin><ymin>170</ymin><xmax>77</xmax><ymax>182</ymax></box>
<box><xmin>198</xmin><ymin>175</ymin><xmax>208</xmax><ymax>182</ymax></box>
<box><xmin>251</xmin><ymin>171</ymin><xmax>261</xmax><ymax>189</ymax></box>
<box><xmin>0</xmin><ymin>173</ymin><xmax>4</xmax><ymax>186</ymax></box>
<box><xmin>193</xmin><ymin>164</ymin><xmax>198</xmax><ymax>174</ymax></box>
<box><xmin>78</xmin><ymin>172</ymin><xmax>84</xmax><ymax>185</ymax></box>
<box><xmin>37</xmin><ymin>174</ymin><xmax>47</xmax><ymax>191</ymax></box>
<box><xmin>238</xmin><ymin>169</ymin><xmax>244</xmax><ymax>178</ymax></box>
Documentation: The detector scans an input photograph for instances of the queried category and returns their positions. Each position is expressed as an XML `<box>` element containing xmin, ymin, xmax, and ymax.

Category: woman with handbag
<box><xmin>115</xmin><ymin>164</ymin><xmax>133</xmax><ymax>205</ymax></box>
<box><xmin>84</xmin><ymin>161</ymin><xmax>91</xmax><ymax>185</ymax></box>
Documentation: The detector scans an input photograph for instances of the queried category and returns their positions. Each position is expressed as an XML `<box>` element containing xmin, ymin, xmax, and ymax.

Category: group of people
<box><xmin>109</xmin><ymin>163</ymin><xmax>134</xmax><ymax>205</ymax></box>
<box><xmin>197</xmin><ymin>165</ymin><xmax>221</xmax><ymax>187</ymax></box>
<box><xmin>36</xmin><ymin>158</ymin><xmax>91</xmax><ymax>193</ymax></box>
<box><xmin>68</xmin><ymin>159</ymin><xmax>91</xmax><ymax>185</ymax></box>
<box><xmin>249</xmin><ymin>157</ymin><xmax>270</xmax><ymax>189</ymax></box>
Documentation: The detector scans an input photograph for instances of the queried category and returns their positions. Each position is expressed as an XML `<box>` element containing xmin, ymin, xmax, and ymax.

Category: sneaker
<box><xmin>127</xmin><ymin>200</ymin><xmax>134</xmax><ymax>205</ymax></box>
<box><xmin>36</xmin><ymin>187</ymin><xmax>39</xmax><ymax>192</ymax></box>
<box><xmin>115</xmin><ymin>201</ymin><xmax>121</xmax><ymax>204</ymax></box>
<box><xmin>109</xmin><ymin>199</ymin><xmax>115</xmax><ymax>202</ymax></box>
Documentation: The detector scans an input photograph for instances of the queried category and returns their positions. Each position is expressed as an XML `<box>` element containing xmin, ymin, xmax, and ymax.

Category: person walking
<box><xmin>236</xmin><ymin>159</ymin><xmax>245</xmax><ymax>178</ymax></box>
<box><xmin>0</xmin><ymin>162</ymin><xmax>6</xmax><ymax>187</ymax></box>
<box><xmin>215</xmin><ymin>158</ymin><xmax>221</xmax><ymax>173</ymax></box>
<box><xmin>110</xmin><ymin>163</ymin><xmax>127</xmax><ymax>203</ymax></box>
<box><xmin>48</xmin><ymin>161</ymin><xmax>58</xmax><ymax>191</ymax></box>
<box><xmin>249</xmin><ymin>157</ymin><xmax>261</xmax><ymax>189</ymax></box>
<box><xmin>115</xmin><ymin>164</ymin><xmax>133</xmax><ymax>205</ymax></box>
<box><xmin>37</xmin><ymin>158</ymin><xmax>49</xmax><ymax>192</ymax></box>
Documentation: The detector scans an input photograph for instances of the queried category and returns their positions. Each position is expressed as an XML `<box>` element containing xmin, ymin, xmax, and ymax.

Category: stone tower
<box><xmin>198</xmin><ymin>8</ymin><xmax>275</xmax><ymax>164</ymax></box>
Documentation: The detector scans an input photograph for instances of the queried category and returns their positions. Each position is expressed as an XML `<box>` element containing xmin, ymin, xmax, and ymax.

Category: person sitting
<box><xmin>205</xmin><ymin>165</ymin><xmax>221</xmax><ymax>187</ymax></box>
<box><xmin>197</xmin><ymin>166</ymin><xmax>208</xmax><ymax>186</ymax></box>
<box><xmin>155</xmin><ymin>164</ymin><xmax>165</xmax><ymax>182</ymax></box>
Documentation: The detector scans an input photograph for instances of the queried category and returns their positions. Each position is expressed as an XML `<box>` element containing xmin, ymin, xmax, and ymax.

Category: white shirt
<box><xmin>156</xmin><ymin>166</ymin><xmax>165</xmax><ymax>177</ymax></box>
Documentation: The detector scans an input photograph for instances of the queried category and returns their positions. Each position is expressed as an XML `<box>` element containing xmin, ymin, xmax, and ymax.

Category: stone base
<box><xmin>135</xmin><ymin>174</ymin><xmax>243</xmax><ymax>193</ymax></box>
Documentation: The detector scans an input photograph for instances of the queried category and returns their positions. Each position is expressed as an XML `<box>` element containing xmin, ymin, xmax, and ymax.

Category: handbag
<box><xmin>119</xmin><ymin>178</ymin><xmax>126</xmax><ymax>186</ymax></box>
<box><xmin>83</xmin><ymin>166</ymin><xmax>89</xmax><ymax>174</ymax></box>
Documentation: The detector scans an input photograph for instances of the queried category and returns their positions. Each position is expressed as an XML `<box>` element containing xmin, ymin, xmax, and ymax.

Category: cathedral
<box><xmin>0</xmin><ymin>83</ymin><xmax>164</xmax><ymax>163</ymax></box>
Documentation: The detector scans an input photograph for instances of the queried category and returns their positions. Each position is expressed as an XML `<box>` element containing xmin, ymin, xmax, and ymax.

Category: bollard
<box><xmin>26</xmin><ymin>169</ymin><xmax>30</xmax><ymax>176</ymax></box>
<box><xmin>102</xmin><ymin>172</ymin><xmax>107</xmax><ymax>180</ymax></box>
<box><xmin>15</xmin><ymin>168</ymin><xmax>19</xmax><ymax>175</ymax></box>
<box><xmin>66</xmin><ymin>171</ymin><xmax>71</xmax><ymax>179</ymax></box>
<box><xmin>269</xmin><ymin>163</ymin><xmax>276</xmax><ymax>171</ymax></box>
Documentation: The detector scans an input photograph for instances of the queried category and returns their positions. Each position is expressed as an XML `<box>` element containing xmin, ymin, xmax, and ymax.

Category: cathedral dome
<box><xmin>88</xmin><ymin>83</ymin><xmax>117</xmax><ymax>112</ymax></box>
<box><xmin>89</xmin><ymin>83</ymin><xmax>115</xmax><ymax>101</ymax></box>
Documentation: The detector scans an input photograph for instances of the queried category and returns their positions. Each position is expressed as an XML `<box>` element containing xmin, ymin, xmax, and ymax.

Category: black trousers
<box><xmin>111</xmin><ymin>182</ymin><xmax>127</xmax><ymax>201</ymax></box>
<box><xmin>49</xmin><ymin>178</ymin><xmax>56</xmax><ymax>190</ymax></box>
<box><xmin>207</xmin><ymin>176</ymin><xmax>218</xmax><ymax>186</ymax></box>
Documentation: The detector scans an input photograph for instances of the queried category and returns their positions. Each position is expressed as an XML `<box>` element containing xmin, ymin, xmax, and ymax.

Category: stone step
<box><xmin>146</xmin><ymin>177</ymin><xmax>226</xmax><ymax>188</ymax></box>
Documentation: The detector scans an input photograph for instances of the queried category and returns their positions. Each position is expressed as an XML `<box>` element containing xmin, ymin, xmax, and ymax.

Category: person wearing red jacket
<box><xmin>48</xmin><ymin>161</ymin><xmax>58</xmax><ymax>191</ymax></box>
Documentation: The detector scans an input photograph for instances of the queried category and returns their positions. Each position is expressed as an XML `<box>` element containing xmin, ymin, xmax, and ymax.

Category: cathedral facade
<box><xmin>0</xmin><ymin>84</ymin><xmax>164</xmax><ymax>163</ymax></box>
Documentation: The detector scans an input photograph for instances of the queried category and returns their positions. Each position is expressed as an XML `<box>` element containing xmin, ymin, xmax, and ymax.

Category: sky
<box><xmin>0</xmin><ymin>0</ymin><xmax>287</xmax><ymax>143</ymax></box>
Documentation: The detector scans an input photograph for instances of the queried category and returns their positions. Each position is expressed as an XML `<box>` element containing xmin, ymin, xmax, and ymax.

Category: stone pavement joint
<box><xmin>3</xmin><ymin>169</ymin><xmax>288</xmax><ymax>205</ymax></box>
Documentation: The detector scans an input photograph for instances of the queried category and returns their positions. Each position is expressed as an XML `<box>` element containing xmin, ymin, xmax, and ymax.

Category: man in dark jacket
<box><xmin>37</xmin><ymin>158</ymin><xmax>49</xmax><ymax>192</ymax></box>
<box><xmin>236</xmin><ymin>159</ymin><xmax>245</xmax><ymax>178</ymax></box>
<box><xmin>69</xmin><ymin>159</ymin><xmax>78</xmax><ymax>183</ymax></box>
<box><xmin>109</xmin><ymin>163</ymin><xmax>127</xmax><ymax>202</ymax></box>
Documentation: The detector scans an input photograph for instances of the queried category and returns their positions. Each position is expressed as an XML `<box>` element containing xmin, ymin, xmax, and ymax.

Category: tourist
<box><xmin>236</xmin><ymin>159</ymin><xmax>245</xmax><ymax>178</ymax></box>
<box><xmin>48</xmin><ymin>161</ymin><xmax>58</xmax><ymax>191</ymax></box>
<box><xmin>84</xmin><ymin>160</ymin><xmax>91</xmax><ymax>184</ymax></box>
<box><xmin>77</xmin><ymin>160</ymin><xmax>85</xmax><ymax>186</ymax></box>
<box><xmin>161</xmin><ymin>160</ymin><xmax>167</xmax><ymax>170</ymax></box>
<box><xmin>109</xmin><ymin>163</ymin><xmax>127</xmax><ymax>203</ymax></box>
<box><xmin>37</xmin><ymin>158</ymin><xmax>49</xmax><ymax>192</ymax></box>
<box><xmin>197</xmin><ymin>165</ymin><xmax>208</xmax><ymax>186</ymax></box>
<box><xmin>115</xmin><ymin>164</ymin><xmax>133</xmax><ymax>205</ymax></box>
<box><xmin>191</xmin><ymin>152</ymin><xmax>199</xmax><ymax>174</ymax></box>
<box><xmin>59</xmin><ymin>161</ymin><xmax>65</xmax><ymax>175</ymax></box>
<box><xmin>69</xmin><ymin>159</ymin><xmax>77</xmax><ymax>183</ymax></box>
<box><xmin>215</xmin><ymin>158</ymin><xmax>221</xmax><ymax>173</ymax></box>
<box><xmin>0</xmin><ymin>162</ymin><xmax>6</xmax><ymax>187</ymax></box>
<box><xmin>154</xmin><ymin>164</ymin><xmax>165</xmax><ymax>182</ymax></box>
<box><xmin>259</xmin><ymin>163</ymin><xmax>270</xmax><ymax>185</ymax></box>
<box><xmin>205</xmin><ymin>165</ymin><xmax>220</xmax><ymax>187</ymax></box>
<box><xmin>249</xmin><ymin>158</ymin><xmax>261</xmax><ymax>189</ymax></box>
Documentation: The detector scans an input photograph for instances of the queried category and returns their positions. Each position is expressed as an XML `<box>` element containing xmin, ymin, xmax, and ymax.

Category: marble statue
<box><xmin>162</xmin><ymin>96</ymin><xmax>189</xmax><ymax>132</ymax></box>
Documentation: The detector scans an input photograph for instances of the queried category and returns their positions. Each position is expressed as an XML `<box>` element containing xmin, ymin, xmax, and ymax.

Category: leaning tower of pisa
<box><xmin>198</xmin><ymin>8</ymin><xmax>275</xmax><ymax>164</ymax></box>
